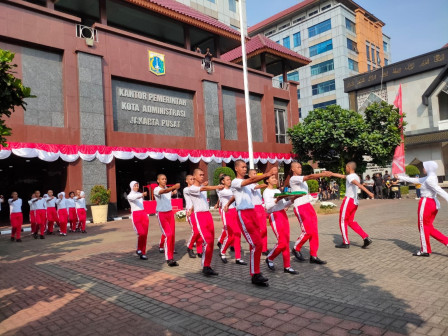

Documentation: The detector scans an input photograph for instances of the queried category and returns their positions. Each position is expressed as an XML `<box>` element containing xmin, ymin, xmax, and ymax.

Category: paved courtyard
<box><xmin>1</xmin><ymin>199</ymin><xmax>448</xmax><ymax>336</ymax></box>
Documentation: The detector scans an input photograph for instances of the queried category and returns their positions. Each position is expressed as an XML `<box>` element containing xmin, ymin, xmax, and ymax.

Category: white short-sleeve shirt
<box><xmin>183</xmin><ymin>187</ymin><xmax>193</xmax><ymax>211</ymax></box>
<box><xmin>289</xmin><ymin>175</ymin><xmax>311</xmax><ymax>207</ymax></box>
<box><xmin>263</xmin><ymin>188</ymin><xmax>291</xmax><ymax>214</ymax></box>
<box><xmin>248</xmin><ymin>183</ymin><xmax>263</xmax><ymax>205</ymax></box>
<box><xmin>9</xmin><ymin>198</ymin><xmax>22</xmax><ymax>213</ymax></box>
<box><xmin>187</xmin><ymin>185</ymin><xmax>209</xmax><ymax>212</ymax></box>
<box><xmin>346</xmin><ymin>173</ymin><xmax>360</xmax><ymax>205</ymax></box>
<box><xmin>231</xmin><ymin>178</ymin><xmax>254</xmax><ymax>211</ymax></box>
<box><xmin>154</xmin><ymin>186</ymin><xmax>172</xmax><ymax>212</ymax></box>
<box><xmin>218</xmin><ymin>188</ymin><xmax>235</xmax><ymax>209</ymax></box>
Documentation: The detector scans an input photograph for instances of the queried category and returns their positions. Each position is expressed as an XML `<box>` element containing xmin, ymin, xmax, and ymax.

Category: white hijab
<box><xmin>79</xmin><ymin>191</ymin><xmax>85</xmax><ymax>197</ymax></box>
<box><xmin>58</xmin><ymin>192</ymin><xmax>65</xmax><ymax>198</ymax></box>
<box><xmin>423</xmin><ymin>161</ymin><xmax>438</xmax><ymax>177</ymax></box>
<box><xmin>129</xmin><ymin>181</ymin><xmax>139</xmax><ymax>195</ymax></box>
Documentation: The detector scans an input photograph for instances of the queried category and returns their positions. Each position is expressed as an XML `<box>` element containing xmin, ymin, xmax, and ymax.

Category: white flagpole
<box><xmin>238</xmin><ymin>0</ymin><xmax>254</xmax><ymax>169</ymax></box>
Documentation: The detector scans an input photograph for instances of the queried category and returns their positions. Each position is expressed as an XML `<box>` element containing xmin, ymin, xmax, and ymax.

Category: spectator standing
<box><xmin>363</xmin><ymin>175</ymin><xmax>374</xmax><ymax>199</ymax></box>
<box><xmin>415</xmin><ymin>175</ymin><xmax>422</xmax><ymax>199</ymax></box>
<box><xmin>373</xmin><ymin>173</ymin><xmax>383</xmax><ymax>199</ymax></box>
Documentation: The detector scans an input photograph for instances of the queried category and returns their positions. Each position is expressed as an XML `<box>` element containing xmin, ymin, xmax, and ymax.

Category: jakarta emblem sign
<box><xmin>148</xmin><ymin>50</ymin><xmax>165</xmax><ymax>76</ymax></box>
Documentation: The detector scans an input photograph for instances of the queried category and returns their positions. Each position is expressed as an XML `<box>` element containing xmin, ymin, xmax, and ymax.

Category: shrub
<box><xmin>405</xmin><ymin>165</ymin><xmax>420</xmax><ymax>177</ymax></box>
<box><xmin>306</xmin><ymin>179</ymin><xmax>319</xmax><ymax>193</ymax></box>
<box><xmin>302</xmin><ymin>163</ymin><xmax>314</xmax><ymax>175</ymax></box>
<box><xmin>90</xmin><ymin>185</ymin><xmax>111</xmax><ymax>205</ymax></box>
<box><xmin>400</xmin><ymin>186</ymin><xmax>409</xmax><ymax>195</ymax></box>
<box><xmin>213</xmin><ymin>166</ymin><xmax>236</xmax><ymax>185</ymax></box>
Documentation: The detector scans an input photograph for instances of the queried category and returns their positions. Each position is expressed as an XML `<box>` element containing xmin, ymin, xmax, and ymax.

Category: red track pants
<box><xmin>218</xmin><ymin>209</ymin><xmax>227</xmax><ymax>244</ymax></box>
<box><xmin>35</xmin><ymin>209</ymin><xmax>47</xmax><ymax>235</ymax></box>
<box><xmin>29</xmin><ymin>210</ymin><xmax>36</xmax><ymax>234</ymax></box>
<box><xmin>156</xmin><ymin>211</ymin><xmax>176</xmax><ymax>260</ymax></box>
<box><xmin>237</xmin><ymin>209</ymin><xmax>262</xmax><ymax>276</ymax></box>
<box><xmin>267</xmin><ymin>210</ymin><xmax>291</xmax><ymax>268</ymax></box>
<box><xmin>220</xmin><ymin>208</ymin><xmax>242</xmax><ymax>259</ymax></box>
<box><xmin>76</xmin><ymin>208</ymin><xmax>87</xmax><ymax>231</ymax></box>
<box><xmin>10</xmin><ymin>212</ymin><xmax>23</xmax><ymax>240</ymax></box>
<box><xmin>46</xmin><ymin>207</ymin><xmax>58</xmax><ymax>233</ymax></box>
<box><xmin>254</xmin><ymin>205</ymin><xmax>268</xmax><ymax>252</ymax></box>
<box><xmin>339</xmin><ymin>197</ymin><xmax>368</xmax><ymax>244</ymax></box>
<box><xmin>131</xmin><ymin>210</ymin><xmax>149</xmax><ymax>255</ymax></box>
<box><xmin>187</xmin><ymin>213</ymin><xmax>203</xmax><ymax>254</ymax></box>
<box><xmin>194</xmin><ymin>211</ymin><xmax>215</xmax><ymax>267</ymax></box>
<box><xmin>58</xmin><ymin>209</ymin><xmax>68</xmax><ymax>234</ymax></box>
<box><xmin>294</xmin><ymin>203</ymin><xmax>319</xmax><ymax>257</ymax></box>
<box><xmin>417</xmin><ymin>197</ymin><xmax>448</xmax><ymax>253</ymax></box>
<box><xmin>68</xmin><ymin>208</ymin><xmax>77</xmax><ymax>231</ymax></box>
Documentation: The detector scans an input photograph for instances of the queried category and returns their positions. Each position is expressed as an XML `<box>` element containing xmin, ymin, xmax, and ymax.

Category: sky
<box><xmin>246</xmin><ymin>0</ymin><xmax>448</xmax><ymax>63</ymax></box>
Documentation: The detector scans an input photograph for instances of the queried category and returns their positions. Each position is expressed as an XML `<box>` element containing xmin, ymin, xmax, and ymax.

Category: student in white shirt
<box><xmin>127</xmin><ymin>181</ymin><xmax>149</xmax><ymax>260</ymax></box>
<box><xmin>44</xmin><ymin>190</ymin><xmax>58</xmax><ymax>235</ymax></box>
<box><xmin>263</xmin><ymin>175</ymin><xmax>302</xmax><ymax>275</ymax></box>
<box><xmin>28</xmin><ymin>193</ymin><xmax>37</xmax><ymax>235</ymax></box>
<box><xmin>184</xmin><ymin>175</ymin><xmax>203</xmax><ymax>259</ymax></box>
<box><xmin>396</xmin><ymin>161</ymin><xmax>448</xmax><ymax>256</ymax></box>
<box><xmin>9</xmin><ymin>192</ymin><xmax>23</xmax><ymax>242</ymax></box>
<box><xmin>74</xmin><ymin>190</ymin><xmax>87</xmax><ymax>233</ymax></box>
<box><xmin>248</xmin><ymin>169</ymin><xmax>269</xmax><ymax>255</ymax></box>
<box><xmin>56</xmin><ymin>192</ymin><xmax>69</xmax><ymax>236</ymax></box>
<box><xmin>66</xmin><ymin>191</ymin><xmax>77</xmax><ymax>232</ymax></box>
<box><xmin>283</xmin><ymin>162</ymin><xmax>330</xmax><ymax>264</ymax></box>
<box><xmin>331</xmin><ymin>162</ymin><xmax>374</xmax><ymax>249</ymax></box>
<box><xmin>185</xmin><ymin>168</ymin><xmax>224</xmax><ymax>276</ymax></box>
<box><xmin>32</xmin><ymin>190</ymin><xmax>47</xmax><ymax>239</ymax></box>
<box><xmin>154</xmin><ymin>174</ymin><xmax>181</xmax><ymax>267</ymax></box>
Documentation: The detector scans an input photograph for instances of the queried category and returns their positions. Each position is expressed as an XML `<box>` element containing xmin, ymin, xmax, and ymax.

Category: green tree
<box><xmin>0</xmin><ymin>49</ymin><xmax>34</xmax><ymax>146</ymax></box>
<box><xmin>213</xmin><ymin>166</ymin><xmax>236</xmax><ymax>186</ymax></box>
<box><xmin>405</xmin><ymin>164</ymin><xmax>420</xmax><ymax>177</ymax></box>
<box><xmin>301</xmin><ymin>163</ymin><xmax>314</xmax><ymax>175</ymax></box>
<box><xmin>287</xmin><ymin>102</ymin><xmax>404</xmax><ymax>174</ymax></box>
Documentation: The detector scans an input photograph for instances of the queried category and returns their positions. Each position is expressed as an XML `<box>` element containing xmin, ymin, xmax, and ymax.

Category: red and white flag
<box><xmin>392</xmin><ymin>85</ymin><xmax>405</xmax><ymax>174</ymax></box>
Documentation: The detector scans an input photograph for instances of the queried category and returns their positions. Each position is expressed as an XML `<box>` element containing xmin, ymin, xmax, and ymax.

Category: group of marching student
<box><xmin>6</xmin><ymin>189</ymin><xmax>87</xmax><ymax>242</ymax></box>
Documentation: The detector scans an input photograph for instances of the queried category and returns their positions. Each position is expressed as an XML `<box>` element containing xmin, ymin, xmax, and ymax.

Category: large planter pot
<box><xmin>91</xmin><ymin>204</ymin><xmax>108</xmax><ymax>223</ymax></box>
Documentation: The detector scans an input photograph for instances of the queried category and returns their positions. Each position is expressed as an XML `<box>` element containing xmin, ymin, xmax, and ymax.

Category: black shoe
<box><xmin>140</xmin><ymin>255</ymin><xmax>148</xmax><ymax>260</ymax></box>
<box><xmin>362</xmin><ymin>237</ymin><xmax>372</xmax><ymax>249</ymax></box>
<box><xmin>284</xmin><ymin>267</ymin><xmax>298</xmax><ymax>275</ymax></box>
<box><xmin>16</xmin><ymin>239</ymin><xmax>22</xmax><ymax>242</ymax></box>
<box><xmin>136</xmin><ymin>250</ymin><xmax>143</xmax><ymax>256</ymax></box>
<box><xmin>220</xmin><ymin>254</ymin><xmax>228</xmax><ymax>264</ymax></box>
<box><xmin>265</xmin><ymin>258</ymin><xmax>275</xmax><ymax>270</ymax></box>
<box><xmin>310</xmin><ymin>256</ymin><xmax>327</xmax><ymax>264</ymax></box>
<box><xmin>187</xmin><ymin>248</ymin><xmax>197</xmax><ymax>258</ymax></box>
<box><xmin>251</xmin><ymin>273</ymin><xmax>269</xmax><ymax>286</ymax></box>
<box><xmin>261</xmin><ymin>250</ymin><xmax>270</xmax><ymax>256</ymax></box>
<box><xmin>197</xmin><ymin>253</ymin><xmax>203</xmax><ymax>258</ymax></box>
<box><xmin>33</xmin><ymin>232</ymin><xmax>38</xmax><ymax>239</ymax></box>
<box><xmin>235</xmin><ymin>259</ymin><xmax>247</xmax><ymax>265</ymax></box>
<box><xmin>159</xmin><ymin>248</ymin><xmax>164</xmax><ymax>253</ymax></box>
<box><xmin>230</xmin><ymin>246</ymin><xmax>235</xmax><ymax>252</ymax></box>
<box><xmin>173</xmin><ymin>250</ymin><xmax>178</xmax><ymax>254</ymax></box>
<box><xmin>412</xmin><ymin>251</ymin><xmax>430</xmax><ymax>257</ymax></box>
<box><xmin>202</xmin><ymin>266</ymin><xmax>218</xmax><ymax>276</ymax></box>
<box><xmin>291</xmin><ymin>248</ymin><xmax>306</xmax><ymax>262</ymax></box>
<box><xmin>335</xmin><ymin>243</ymin><xmax>350</xmax><ymax>248</ymax></box>
<box><xmin>217</xmin><ymin>242</ymin><xmax>222</xmax><ymax>249</ymax></box>
<box><xmin>167</xmin><ymin>259</ymin><xmax>179</xmax><ymax>267</ymax></box>
<box><xmin>81</xmin><ymin>230</ymin><xmax>87</xmax><ymax>234</ymax></box>
<box><xmin>10</xmin><ymin>237</ymin><xmax>15</xmax><ymax>242</ymax></box>
<box><xmin>40</xmin><ymin>235</ymin><xmax>45</xmax><ymax>239</ymax></box>
<box><xmin>47</xmin><ymin>231</ymin><xmax>53</xmax><ymax>235</ymax></box>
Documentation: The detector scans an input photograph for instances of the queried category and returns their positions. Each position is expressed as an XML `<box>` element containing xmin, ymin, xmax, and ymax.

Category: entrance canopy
<box><xmin>0</xmin><ymin>142</ymin><xmax>295</xmax><ymax>164</ymax></box>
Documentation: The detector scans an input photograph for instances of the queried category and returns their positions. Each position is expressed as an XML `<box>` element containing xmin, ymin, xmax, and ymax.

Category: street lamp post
<box><xmin>237</xmin><ymin>0</ymin><xmax>254</xmax><ymax>169</ymax></box>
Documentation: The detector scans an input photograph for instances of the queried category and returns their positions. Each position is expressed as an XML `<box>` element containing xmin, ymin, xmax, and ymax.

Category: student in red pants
<box><xmin>331</xmin><ymin>162</ymin><xmax>374</xmax><ymax>249</ymax></box>
<box><xmin>248</xmin><ymin>169</ymin><xmax>269</xmax><ymax>255</ymax></box>
<box><xmin>396</xmin><ymin>161</ymin><xmax>448</xmax><ymax>256</ymax></box>
<box><xmin>154</xmin><ymin>174</ymin><xmax>180</xmax><ymax>267</ymax></box>
<box><xmin>219</xmin><ymin>174</ymin><xmax>245</xmax><ymax>265</ymax></box>
<box><xmin>127</xmin><ymin>181</ymin><xmax>149</xmax><ymax>260</ymax></box>
<box><xmin>28</xmin><ymin>193</ymin><xmax>37</xmax><ymax>235</ymax></box>
<box><xmin>9</xmin><ymin>192</ymin><xmax>23</xmax><ymax>242</ymax></box>
<box><xmin>74</xmin><ymin>190</ymin><xmax>87</xmax><ymax>233</ymax></box>
<box><xmin>32</xmin><ymin>190</ymin><xmax>46</xmax><ymax>239</ymax></box>
<box><xmin>228</xmin><ymin>160</ymin><xmax>277</xmax><ymax>286</ymax></box>
<box><xmin>263</xmin><ymin>175</ymin><xmax>300</xmax><ymax>274</ymax></box>
<box><xmin>56</xmin><ymin>192</ymin><xmax>69</xmax><ymax>236</ymax></box>
<box><xmin>44</xmin><ymin>190</ymin><xmax>58</xmax><ymax>235</ymax></box>
<box><xmin>66</xmin><ymin>192</ymin><xmax>77</xmax><ymax>232</ymax></box>
<box><xmin>284</xmin><ymin>162</ymin><xmax>330</xmax><ymax>264</ymax></box>
<box><xmin>184</xmin><ymin>174</ymin><xmax>203</xmax><ymax>258</ymax></box>
<box><xmin>185</xmin><ymin>169</ymin><xmax>223</xmax><ymax>276</ymax></box>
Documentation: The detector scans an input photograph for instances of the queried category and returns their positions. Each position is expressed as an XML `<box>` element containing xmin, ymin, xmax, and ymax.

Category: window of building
<box><xmin>309</xmin><ymin>10</ymin><xmax>318</xmax><ymax>17</ymax></box>
<box><xmin>312</xmin><ymin>79</ymin><xmax>335</xmax><ymax>95</ymax></box>
<box><xmin>279</xmin><ymin>22</ymin><xmax>290</xmax><ymax>31</ymax></box>
<box><xmin>207</xmin><ymin>0</ymin><xmax>216</xmax><ymax>3</ymax></box>
<box><xmin>275</xmin><ymin>108</ymin><xmax>287</xmax><ymax>143</ymax></box>
<box><xmin>283</xmin><ymin>36</ymin><xmax>290</xmax><ymax>49</ymax></box>
<box><xmin>265</xmin><ymin>29</ymin><xmax>276</xmax><ymax>37</ymax></box>
<box><xmin>313</xmin><ymin>99</ymin><xmax>337</xmax><ymax>109</ymax></box>
<box><xmin>371</xmin><ymin>46</ymin><xmax>375</xmax><ymax>64</ymax></box>
<box><xmin>230</xmin><ymin>24</ymin><xmax>240</xmax><ymax>31</ymax></box>
<box><xmin>366</xmin><ymin>44</ymin><xmax>370</xmax><ymax>61</ymax></box>
<box><xmin>383</xmin><ymin>41</ymin><xmax>388</xmax><ymax>52</ymax></box>
<box><xmin>348</xmin><ymin>58</ymin><xmax>359</xmax><ymax>71</ymax></box>
<box><xmin>228</xmin><ymin>0</ymin><xmax>236</xmax><ymax>12</ymax></box>
<box><xmin>297</xmin><ymin>89</ymin><xmax>301</xmax><ymax>99</ymax></box>
<box><xmin>322</xmin><ymin>4</ymin><xmax>331</xmax><ymax>10</ymax></box>
<box><xmin>293</xmin><ymin>32</ymin><xmax>301</xmax><ymax>47</ymax></box>
<box><xmin>376</xmin><ymin>50</ymin><xmax>381</xmax><ymax>65</ymax></box>
<box><xmin>367</xmin><ymin>64</ymin><xmax>371</xmax><ymax>71</ymax></box>
<box><xmin>308</xmin><ymin>19</ymin><xmax>331</xmax><ymax>38</ymax></box>
<box><xmin>292</xmin><ymin>16</ymin><xmax>305</xmax><ymax>24</ymax></box>
<box><xmin>310</xmin><ymin>59</ymin><xmax>334</xmax><ymax>76</ymax></box>
<box><xmin>276</xmin><ymin>40</ymin><xmax>280</xmax><ymax>44</ymax></box>
<box><xmin>347</xmin><ymin>38</ymin><xmax>358</xmax><ymax>52</ymax></box>
<box><xmin>309</xmin><ymin>39</ymin><xmax>333</xmax><ymax>57</ymax></box>
<box><xmin>287</xmin><ymin>70</ymin><xmax>299</xmax><ymax>81</ymax></box>
<box><xmin>384</xmin><ymin>58</ymin><xmax>389</xmax><ymax>65</ymax></box>
<box><xmin>299</xmin><ymin>108</ymin><xmax>302</xmax><ymax>119</ymax></box>
<box><xmin>345</xmin><ymin>18</ymin><xmax>356</xmax><ymax>33</ymax></box>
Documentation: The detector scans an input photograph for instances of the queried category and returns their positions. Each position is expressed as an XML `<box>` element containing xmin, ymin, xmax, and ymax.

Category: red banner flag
<box><xmin>392</xmin><ymin>85</ymin><xmax>405</xmax><ymax>174</ymax></box>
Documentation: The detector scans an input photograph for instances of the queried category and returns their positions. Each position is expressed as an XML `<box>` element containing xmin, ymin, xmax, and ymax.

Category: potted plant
<box><xmin>90</xmin><ymin>185</ymin><xmax>111</xmax><ymax>223</ymax></box>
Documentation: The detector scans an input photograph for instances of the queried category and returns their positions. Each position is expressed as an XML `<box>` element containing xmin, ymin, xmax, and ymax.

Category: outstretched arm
<box><xmin>158</xmin><ymin>183</ymin><xmax>181</xmax><ymax>195</ymax></box>
<box><xmin>351</xmin><ymin>179</ymin><xmax>374</xmax><ymax>199</ymax></box>
<box><xmin>330</xmin><ymin>172</ymin><xmax>346</xmax><ymax>179</ymax></box>
<box><xmin>303</xmin><ymin>171</ymin><xmax>332</xmax><ymax>181</ymax></box>
<box><xmin>241</xmin><ymin>167</ymin><xmax>278</xmax><ymax>187</ymax></box>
